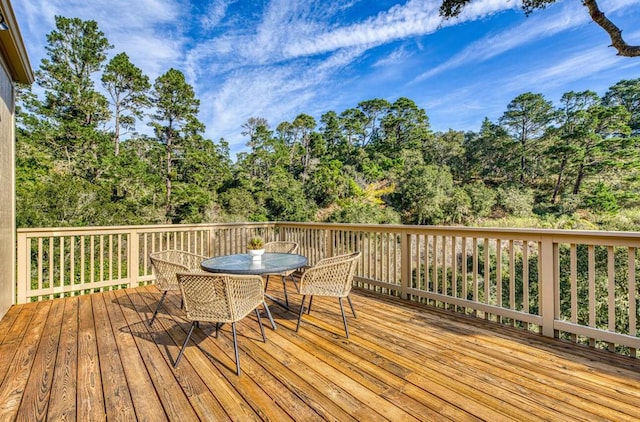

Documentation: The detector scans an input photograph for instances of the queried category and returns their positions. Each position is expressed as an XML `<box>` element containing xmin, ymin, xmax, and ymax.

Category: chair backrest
<box><xmin>149</xmin><ymin>250</ymin><xmax>207</xmax><ymax>291</ymax></box>
<box><xmin>264</xmin><ymin>241</ymin><xmax>299</xmax><ymax>254</ymax></box>
<box><xmin>177</xmin><ymin>272</ymin><xmax>264</xmax><ymax>323</ymax></box>
<box><xmin>299</xmin><ymin>251</ymin><xmax>361</xmax><ymax>297</ymax></box>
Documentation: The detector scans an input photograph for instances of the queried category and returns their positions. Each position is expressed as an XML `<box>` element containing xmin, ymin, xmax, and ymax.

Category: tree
<box><xmin>35</xmin><ymin>16</ymin><xmax>113</xmax><ymax>180</ymax></box>
<box><xmin>290</xmin><ymin>114</ymin><xmax>317</xmax><ymax>176</ymax></box>
<box><xmin>102</xmin><ymin>52</ymin><xmax>151</xmax><ymax>155</ymax></box>
<box><xmin>17</xmin><ymin>16</ymin><xmax>118</xmax><ymax>227</ymax></box>
<box><xmin>240</xmin><ymin>118</ymin><xmax>289</xmax><ymax>183</ymax></box>
<box><xmin>357</xmin><ymin>98</ymin><xmax>391</xmax><ymax>147</ymax></box>
<box><xmin>305</xmin><ymin>160</ymin><xmax>354</xmax><ymax>207</ymax></box>
<box><xmin>604</xmin><ymin>78</ymin><xmax>640</xmax><ymax>135</ymax></box>
<box><xmin>265</xmin><ymin>168</ymin><xmax>316</xmax><ymax>221</ymax></box>
<box><xmin>547</xmin><ymin>90</ymin><xmax>600</xmax><ymax>204</ymax></box>
<box><xmin>424</xmin><ymin>129</ymin><xmax>465</xmax><ymax>175</ymax></box>
<box><xmin>172</xmin><ymin>133</ymin><xmax>231</xmax><ymax>222</ymax></box>
<box><xmin>149</xmin><ymin>68</ymin><xmax>205</xmax><ymax>222</ymax></box>
<box><xmin>339</xmin><ymin>107</ymin><xmax>366</xmax><ymax>148</ymax></box>
<box><xmin>570</xmin><ymin>104</ymin><xmax>631</xmax><ymax>195</ymax></box>
<box><xmin>499</xmin><ymin>92</ymin><xmax>555</xmax><ymax>185</ymax></box>
<box><xmin>320</xmin><ymin>111</ymin><xmax>353</xmax><ymax>161</ymax></box>
<box><xmin>439</xmin><ymin>0</ymin><xmax>640</xmax><ymax>57</ymax></box>
<box><xmin>392</xmin><ymin>151</ymin><xmax>455</xmax><ymax>225</ymax></box>
<box><xmin>242</xmin><ymin>117</ymin><xmax>270</xmax><ymax>147</ymax></box>
<box><xmin>378</xmin><ymin>97</ymin><xmax>431</xmax><ymax>157</ymax></box>
<box><xmin>464</xmin><ymin>119</ymin><xmax>515</xmax><ymax>182</ymax></box>
<box><xmin>38</xmin><ymin>16</ymin><xmax>112</xmax><ymax>127</ymax></box>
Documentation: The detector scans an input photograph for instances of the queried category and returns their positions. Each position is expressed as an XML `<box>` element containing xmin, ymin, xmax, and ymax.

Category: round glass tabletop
<box><xmin>200</xmin><ymin>252</ymin><xmax>308</xmax><ymax>275</ymax></box>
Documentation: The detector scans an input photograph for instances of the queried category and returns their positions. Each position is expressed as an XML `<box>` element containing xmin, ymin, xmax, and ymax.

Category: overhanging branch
<box><xmin>583</xmin><ymin>0</ymin><xmax>640</xmax><ymax>57</ymax></box>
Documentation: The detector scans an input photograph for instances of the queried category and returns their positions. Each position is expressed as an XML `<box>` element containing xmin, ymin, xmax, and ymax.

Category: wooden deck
<box><xmin>1</xmin><ymin>284</ymin><xmax>639</xmax><ymax>421</ymax></box>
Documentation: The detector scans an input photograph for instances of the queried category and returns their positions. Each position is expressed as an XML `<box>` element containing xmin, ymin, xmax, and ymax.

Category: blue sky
<box><xmin>12</xmin><ymin>0</ymin><xmax>640</xmax><ymax>156</ymax></box>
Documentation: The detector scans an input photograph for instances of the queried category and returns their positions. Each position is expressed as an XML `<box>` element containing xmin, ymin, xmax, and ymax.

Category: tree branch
<box><xmin>583</xmin><ymin>0</ymin><xmax>640</xmax><ymax>57</ymax></box>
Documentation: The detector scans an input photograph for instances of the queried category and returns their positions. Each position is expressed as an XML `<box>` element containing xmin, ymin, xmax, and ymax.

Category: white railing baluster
<box><xmin>14</xmin><ymin>222</ymin><xmax>640</xmax><ymax>356</ymax></box>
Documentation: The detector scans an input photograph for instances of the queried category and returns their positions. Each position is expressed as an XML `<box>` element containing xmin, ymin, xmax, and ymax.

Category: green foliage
<box><xmin>583</xmin><ymin>183</ymin><xmax>619</xmax><ymax>214</ymax></box>
<box><xmin>499</xmin><ymin>92</ymin><xmax>555</xmax><ymax>185</ymax></box>
<box><xmin>603</xmin><ymin>78</ymin><xmax>640</xmax><ymax>134</ymax></box>
<box><xmin>464</xmin><ymin>181</ymin><xmax>496</xmax><ymax>218</ymax></box>
<box><xmin>13</xmin><ymin>15</ymin><xmax>640</xmax><ymax>234</ymax></box>
<box><xmin>219</xmin><ymin>188</ymin><xmax>267</xmax><ymax>222</ymax></box>
<box><xmin>326</xmin><ymin>200</ymin><xmax>400</xmax><ymax>224</ymax></box>
<box><xmin>305</xmin><ymin>160</ymin><xmax>355</xmax><ymax>207</ymax></box>
<box><xmin>496</xmin><ymin>186</ymin><xmax>535</xmax><ymax>217</ymax></box>
<box><xmin>38</xmin><ymin>16</ymin><xmax>112</xmax><ymax>127</ymax></box>
<box><xmin>393</xmin><ymin>151</ymin><xmax>456</xmax><ymax>225</ymax></box>
<box><xmin>265</xmin><ymin>169</ymin><xmax>316</xmax><ymax>221</ymax></box>
<box><xmin>442</xmin><ymin>187</ymin><xmax>472</xmax><ymax>224</ymax></box>
<box><xmin>101</xmin><ymin>52</ymin><xmax>151</xmax><ymax>154</ymax></box>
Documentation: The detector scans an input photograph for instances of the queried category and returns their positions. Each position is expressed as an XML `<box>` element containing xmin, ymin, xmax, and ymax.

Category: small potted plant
<box><xmin>247</xmin><ymin>236</ymin><xmax>265</xmax><ymax>260</ymax></box>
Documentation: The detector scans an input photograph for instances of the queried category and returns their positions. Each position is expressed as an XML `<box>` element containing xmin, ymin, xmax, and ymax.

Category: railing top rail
<box><xmin>17</xmin><ymin>222</ymin><xmax>276</xmax><ymax>236</ymax></box>
<box><xmin>17</xmin><ymin>221</ymin><xmax>640</xmax><ymax>245</ymax></box>
<box><xmin>275</xmin><ymin>221</ymin><xmax>640</xmax><ymax>242</ymax></box>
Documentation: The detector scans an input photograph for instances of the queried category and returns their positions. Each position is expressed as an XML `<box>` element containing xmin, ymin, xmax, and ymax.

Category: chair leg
<box><xmin>214</xmin><ymin>322</ymin><xmax>220</xmax><ymax>338</ymax></box>
<box><xmin>307</xmin><ymin>296</ymin><xmax>313</xmax><ymax>314</ymax></box>
<box><xmin>281</xmin><ymin>275</ymin><xmax>289</xmax><ymax>307</ymax></box>
<box><xmin>232</xmin><ymin>322</ymin><xmax>241</xmax><ymax>376</ymax></box>
<box><xmin>296</xmin><ymin>295</ymin><xmax>307</xmax><ymax>332</ymax></box>
<box><xmin>347</xmin><ymin>295</ymin><xmax>357</xmax><ymax>318</ymax></box>
<box><xmin>262</xmin><ymin>301</ymin><xmax>277</xmax><ymax>330</ymax></box>
<box><xmin>338</xmin><ymin>297</ymin><xmax>350</xmax><ymax>339</ymax></box>
<box><xmin>174</xmin><ymin>321</ymin><xmax>196</xmax><ymax>368</ymax></box>
<box><xmin>255</xmin><ymin>309</ymin><xmax>267</xmax><ymax>343</ymax></box>
<box><xmin>149</xmin><ymin>291</ymin><xmax>168</xmax><ymax>326</ymax></box>
<box><xmin>265</xmin><ymin>275</ymin><xmax>270</xmax><ymax>292</ymax></box>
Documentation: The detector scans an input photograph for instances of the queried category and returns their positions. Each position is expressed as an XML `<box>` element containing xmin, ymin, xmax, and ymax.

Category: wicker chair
<box><xmin>148</xmin><ymin>250</ymin><xmax>207</xmax><ymax>326</ymax></box>
<box><xmin>295</xmin><ymin>251</ymin><xmax>361</xmax><ymax>338</ymax></box>
<box><xmin>263</xmin><ymin>241</ymin><xmax>299</xmax><ymax>308</ymax></box>
<box><xmin>174</xmin><ymin>272</ymin><xmax>274</xmax><ymax>375</ymax></box>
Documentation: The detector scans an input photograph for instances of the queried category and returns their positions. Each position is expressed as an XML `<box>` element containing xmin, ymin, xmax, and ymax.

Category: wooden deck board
<box><xmin>102</xmin><ymin>289</ymin><xmax>168</xmax><ymax>422</ymax></box>
<box><xmin>0</xmin><ymin>285</ymin><xmax>639</xmax><ymax>421</ymax></box>
<box><xmin>47</xmin><ymin>296</ymin><xmax>78</xmax><ymax>421</ymax></box>
<box><xmin>16</xmin><ymin>297</ymin><xmax>64</xmax><ymax>421</ymax></box>
<box><xmin>91</xmin><ymin>293</ymin><xmax>137</xmax><ymax>421</ymax></box>
<box><xmin>76</xmin><ymin>294</ymin><xmax>105</xmax><ymax>421</ymax></box>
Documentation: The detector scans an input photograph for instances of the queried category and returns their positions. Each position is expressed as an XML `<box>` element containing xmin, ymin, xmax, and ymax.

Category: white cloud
<box><xmin>414</xmin><ymin>2</ymin><xmax>589</xmax><ymax>82</ymax></box>
<box><xmin>504</xmin><ymin>46</ymin><xmax>625</xmax><ymax>92</ymax></box>
<box><xmin>12</xmin><ymin>0</ymin><xmax>640</xmax><ymax>157</ymax></box>
<box><xmin>414</xmin><ymin>0</ymin><xmax>640</xmax><ymax>82</ymax></box>
<box><xmin>200</xmin><ymin>0</ymin><xmax>233</xmax><ymax>30</ymax></box>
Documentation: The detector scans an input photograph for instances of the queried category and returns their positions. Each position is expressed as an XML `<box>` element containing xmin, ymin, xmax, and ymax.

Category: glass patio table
<box><xmin>200</xmin><ymin>252</ymin><xmax>308</xmax><ymax>309</ymax></box>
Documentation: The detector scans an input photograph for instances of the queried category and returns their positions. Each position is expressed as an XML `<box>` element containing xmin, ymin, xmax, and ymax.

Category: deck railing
<box><xmin>16</xmin><ymin>222</ymin><xmax>640</xmax><ymax>357</ymax></box>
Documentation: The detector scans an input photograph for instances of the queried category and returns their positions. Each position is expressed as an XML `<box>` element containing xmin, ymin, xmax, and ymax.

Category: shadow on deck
<box><xmin>1</xmin><ymin>284</ymin><xmax>639</xmax><ymax>421</ymax></box>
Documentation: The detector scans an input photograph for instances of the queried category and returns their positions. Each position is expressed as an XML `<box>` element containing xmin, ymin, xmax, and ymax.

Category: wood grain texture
<box><xmin>16</xmin><ymin>298</ymin><xmax>64</xmax><ymax>421</ymax></box>
<box><xmin>47</xmin><ymin>296</ymin><xmax>79</xmax><ymax>421</ymax></box>
<box><xmin>0</xmin><ymin>285</ymin><xmax>638</xmax><ymax>421</ymax></box>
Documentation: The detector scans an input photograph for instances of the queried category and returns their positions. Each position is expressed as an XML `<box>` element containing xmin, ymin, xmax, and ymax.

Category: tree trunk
<box><xmin>573</xmin><ymin>163</ymin><xmax>585</xmax><ymax>195</ymax></box>
<box><xmin>166</xmin><ymin>132</ymin><xmax>173</xmax><ymax>222</ymax></box>
<box><xmin>551</xmin><ymin>158</ymin><xmax>567</xmax><ymax>204</ymax></box>
<box><xmin>114</xmin><ymin>102</ymin><xmax>120</xmax><ymax>156</ymax></box>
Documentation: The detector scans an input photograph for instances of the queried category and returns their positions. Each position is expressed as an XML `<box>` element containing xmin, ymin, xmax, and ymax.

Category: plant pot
<box><xmin>248</xmin><ymin>248</ymin><xmax>265</xmax><ymax>260</ymax></box>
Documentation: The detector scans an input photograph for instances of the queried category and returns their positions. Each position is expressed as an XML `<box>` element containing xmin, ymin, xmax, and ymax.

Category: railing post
<box><xmin>539</xmin><ymin>236</ymin><xmax>556</xmax><ymax>338</ymax></box>
<box><xmin>16</xmin><ymin>232</ymin><xmax>28</xmax><ymax>304</ymax></box>
<box><xmin>128</xmin><ymin>229</ymin><xmax>140</xmax><ymax>288</ymax></box>
<box><xmin>400</xmin><ymin>231</ymin><xmax>411</xmax><ymax>299</ymax></box>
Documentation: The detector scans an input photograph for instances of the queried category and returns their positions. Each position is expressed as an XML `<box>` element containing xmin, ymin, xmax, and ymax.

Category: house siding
<box><xmin>0</xmin><ymin>54</ymin><xmax>15</xmax><ymax>316</ymax></box>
